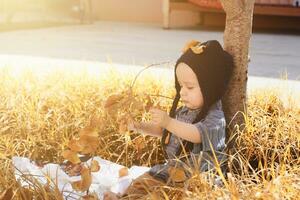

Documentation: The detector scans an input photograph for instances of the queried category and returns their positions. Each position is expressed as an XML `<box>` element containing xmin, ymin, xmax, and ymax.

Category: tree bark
<box><xmin>220</xmin><ymin>0</ymin><xmax>255</xmax><ymax>140</ymax></box>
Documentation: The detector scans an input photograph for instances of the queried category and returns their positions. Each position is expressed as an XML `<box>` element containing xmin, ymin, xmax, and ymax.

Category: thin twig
<box><xmin>148</xmin><ymin>94</ymin><xmax>173</xmax><ymax>100</ymax></box>
<box><xmin>130</xmin><ymin>61</ymin><xmax>171</xmax><ymax>90</ymax></box>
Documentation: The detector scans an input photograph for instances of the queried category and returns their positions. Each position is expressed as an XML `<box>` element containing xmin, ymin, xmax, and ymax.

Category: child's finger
<box><xmin>153</xmin><ymin>100</ymin><xmax>162</xmax><ymax>109</ymax></box>
<box><xmin>150</xmin><ymin>111</ymin><xmax>159</xmax><ymax>119</ymax></box>
<box><xmin>127</xmin><ymin>122</ymin><xmax>135</xmax><ymax>132</ymax></box>
<box><xmin>149</xmin><ymin>108</ymin><xmax>156</xmax><ymax>115</ymax></box>
<box><xmin>127</xmin><ymin>120</ymin><xmax>138</xmax><ymax>132</ymax></box>
<box><xmin>149</xmin><ymin>107</ymin><xmax>155</xmax><ymax>112</ymax></box>
<box><xmin>149</xmin><ymin>107</ymin><xmax>160</xmax><ymax>114</ymax></box>
<box><xmin>150</xmin><ymin>118</ymin><xmax>158</xmax><ymax>125</ymax></box>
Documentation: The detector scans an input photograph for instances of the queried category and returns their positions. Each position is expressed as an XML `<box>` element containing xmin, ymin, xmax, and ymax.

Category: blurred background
<box><xmin>1</xmin><ymin>0</ymin><xmax>300</xmax><ymax>29</ymax></box>
<box><xmin>0</xmin><ymin>0</ymin><xmax>299</xmax><ymax>80</ymax></box>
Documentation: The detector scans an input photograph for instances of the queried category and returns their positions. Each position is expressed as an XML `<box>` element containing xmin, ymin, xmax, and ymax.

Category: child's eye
<box><xmin>187</xmin><ymin>87</ymin><xmax>194</xmax><ymax>90</ymax></box>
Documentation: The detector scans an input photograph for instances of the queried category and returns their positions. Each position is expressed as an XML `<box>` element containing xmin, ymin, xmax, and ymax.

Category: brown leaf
<box><xmin>71</xmin><ymin>180</ymin><xmax>82</xmax><ymax>191</ymax></box>
<box><xmin>79</xmin><ymin>135</ymin><xmax>99</xmax><ymax>154</ymax></box>
<box><xmin>79</xmin><ymin>135</ymin><xmax>99</xmax><ymax>145</ymax></box>
<box><xmin>121</xmin><ymin>97</ymin><xmax>133</xmax><ymax>109</ymax></box>
<box><xmin>119</xmin><ymin>167</ymin><xmax>129</xmax><ymax>178</ymax></box>
<box><xmin>90</xmin><ymin>115</ymin><xmax>104</xmax><ymax>131</ymax></box>
<box><xmin>82</xmin><ymin>194</ymin><xmax>98</xmax><ymax>200</ymax></box>
<box><xmin>131</xmin><ymin>99</ymin><xmax>144</xmax><ymax>112</ymax></box>
<box><xmin>71</xmin><ymin>167</ymin><xmax>92</xmax><ymax>192</ymax></box>
<box><xmin>62</xmin><ymin>150</ymin><xmax>81</xmax><ymax>164</ymax></box>
<box><xmin>80</xmin><ymin>167</ymin><xmax>92</xmax><ymax>191</ymax></box>
<box><xmin>182</xmin><ymin>40</ymin><xmax>200</xmax><ymax>53</ymax></box>
<box><xmin>168</xmin><ymin>167</ymin><xmax>187</xmax><ymax>183</ymax></box>
<box><xmin>79</xmin><ymin>126</ymin><xmax>98</xmax><ymax>138</ymax></box>
<box><xmin>90</xmin><ymin>160</ymin><xmax>100</xmax><ymax>172</ymax></box>
<box><xmin>68</xmin><ymin>139</ymin><xmax>84</xmax><ymax>152</ymax></box>
<box><xmin>104</xmin><ymin>94</ymin><xmax>124</xmax><ymax>108</ymax></box>
<box><xmin>145</xmin><ymin>95</ymin><xmax>153</xmax><ymax>112</ymax></box>
<box><xmin>191</xmin><ymin>45</ymin><xmax>205</xmax><ymax>54</ymax></box>
<box><xmin>127</xmin><ymin>116</ymin><xmax>141</xmax><ymax>134</ymax></box>
<box><xmin>81</xmin><ymin>144</ymin><xmax>98</xmax><ymax>155</ymax></box>
<box><xmin>63</xmin><ymin>163</ymin><xmax>83</xmax><ymax>177</ymax></box>
<box><xmin>133</xmin><ymin>137</ymin><xmax>145</xmax><ymax>152</ymax></box>
<box><xmin>118</xmin><ymin>120</ymin><xmax>128</xmax><ymax>134</ymax></box>
<box><xmin>133</xmin><ymin>137</ymin><xmax>145</xmax><ymax>159</ymax></box>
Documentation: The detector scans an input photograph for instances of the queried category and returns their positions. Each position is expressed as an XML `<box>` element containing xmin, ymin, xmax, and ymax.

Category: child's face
<box><xmin>176</xmin><ymin>63</ymin><xmax>204</xmax><ymax>110</ymax></box>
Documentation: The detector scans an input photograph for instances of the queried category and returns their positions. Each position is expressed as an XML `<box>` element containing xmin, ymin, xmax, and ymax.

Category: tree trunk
<box><xmin>220</xmin><ymin>0</ymin><xmax>255</xmax><ymax>142</ymax></box>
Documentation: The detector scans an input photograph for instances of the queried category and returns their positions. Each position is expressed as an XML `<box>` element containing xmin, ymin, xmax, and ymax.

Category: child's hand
<box><xmin>149</xmin><ymin>107</ymin><xmax>171</xmax><ymax>128</ymax></box>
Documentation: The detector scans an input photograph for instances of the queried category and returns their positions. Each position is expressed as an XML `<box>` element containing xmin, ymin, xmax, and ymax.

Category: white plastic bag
<box><xmin>13</xmin><ymin>156</ymin><xmax>149</xmax><ymax>199</ymax></box>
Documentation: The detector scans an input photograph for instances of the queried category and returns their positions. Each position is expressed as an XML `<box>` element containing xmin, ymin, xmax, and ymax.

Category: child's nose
<box><xmin>180</xmin><ymin>88</ymin><xmax>186</xmax><ymax>96</ymax></box>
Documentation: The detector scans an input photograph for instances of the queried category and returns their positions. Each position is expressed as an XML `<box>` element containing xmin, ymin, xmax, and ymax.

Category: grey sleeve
<box><xmin>194</xmin><ymin>101</ymin><xmax>226</xmax><ymax>152</ymax></box>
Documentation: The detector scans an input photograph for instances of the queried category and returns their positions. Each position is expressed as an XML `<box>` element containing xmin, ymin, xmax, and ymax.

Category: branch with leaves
<box><xmin>61</xmin><ymin>62</ymin><xmax>172</xmax><ymax>197</ymax></box>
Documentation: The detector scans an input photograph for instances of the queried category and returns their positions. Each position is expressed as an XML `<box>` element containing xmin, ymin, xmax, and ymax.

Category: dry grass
<box><xmin>0</xmin><ymin>67</ymin><xmax>299</xmax><ymax>199</ymax></box>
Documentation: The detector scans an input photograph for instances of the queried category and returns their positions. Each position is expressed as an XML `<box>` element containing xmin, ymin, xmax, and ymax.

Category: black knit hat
<box><xmin>169</xmin><ymin>40</ymin><xmax>234</xmax><ymax>122</ymax></box>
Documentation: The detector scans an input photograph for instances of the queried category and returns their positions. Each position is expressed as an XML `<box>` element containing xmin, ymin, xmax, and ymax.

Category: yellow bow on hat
<box><xmin>182</xmin><ymin>40</ymin><xmax>206</xmax><ymax>54</ymax></box>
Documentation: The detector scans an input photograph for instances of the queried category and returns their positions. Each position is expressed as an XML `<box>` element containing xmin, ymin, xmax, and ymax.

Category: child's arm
<box><xmin>129</xmin><ymin>121</ymin><xmax>163</xmax><ymax>137</ymax></box>
<box><xmin>165</xmin><ymin>118</ymin><xmax>201</xmax><ymax>143</ymax></box>
<box><xmin>150</xmin><ymin>108</ymin><xmax>201</xmax><ymax>143</ymax></box>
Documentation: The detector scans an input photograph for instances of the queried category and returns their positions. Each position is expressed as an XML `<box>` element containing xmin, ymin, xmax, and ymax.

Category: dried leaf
<box><xmin>79</xmin><ymin>135</ymin><xmax>99</xmax><ymax>145</ymax></box>
<box><xmin>119</xmin><ymin>167</ymin><xmax>129</xmax><ymax>178</ymax></box>
<box><xmin>104</xmin><ymin>94</ymin><xmax>124</xmax><ymax>108</ymax></box>
<box><xmin>164</xmin><ymin>132</ymin><xmax>171</xmax><ymax>145</ymax></box>
<box><xmin>82</xmin><ymin>194</ymin><xmax>98</xmax><ymax>200</ymax></box>
<box><xmin>182</xmin><ymin>40</ymin><xmax>200</xmax><ymax>53</ymax></box>
<box><xmin>90</xmin><ymin>160</ymin><xmax>100</xmax><ymax>172</ymax></box>
<box><xmin>79</xmin><ymin>132</ymin><xmax>98</xmax><ymax>151</ymax></box>
<box><xmin>191</xmin><ymin>45</ymin><xmax>206</xmax><ymax>54</ymax></box>
<box><xmin>145</xmin><ymin>95</ymin><xmax>153</xmax><ymax>112</ymax></box>
<box><xmin>71</xmin><ymin>167</ymin><xmax>92</xmax><ymax>192</ymax></box>
<box><xmin>105</xmin><ymin>104</ymin><xmax>118</xmax><ymax>117</ymax></box>
<box><xmin>168</xmin><ymin>167</ymin><xmax>187</xmax><ymax>183</ymax></box>
<box><xmin>71</xmin><ymin>180</ymin><xmax>82</xmax><ymax>191</ymax></box>
<box><xmin>133</xmin><ymin>137</ymin><xmax>145</xmax><ymax>159</ymax></box>
<box><xmin>131</xmin><ymin>99</ymin><xmax>144</xmax><ymax>112</ymax></box>
<box><xmin>79</xmin><ymin>134</ymin><xmax>99</xmax><ymax>154</ymax></box>
<box><xmin>118</xmin><ymin>120</ymin><xmax>128</xmax><ymax>134</ymax></box>
<box><xmin>80</xmin><ymin>167</ymin><xmax>92</xmax><ymax>191</ymax></box>
<box><xmin>62</xmin><ymin>150</ymin><xmax>81</xmax><ymax>164</ymax></box>
<box><xmin>121</xmin><ymin>98</ymin><xmax>132</xmax><ymax>108</ymax></box>
<box><xmin>133</xmin><ymin>137</ymin><xmax>145</xmax><ymax>152</ymax></box>
<box><xmin>68</xmin><ymin>139</ymin><xmax>84</xmax><ymax>152</ymax></box>
<box><xmin>63</xmin><ymin>163</ymin><xmax>83</xmax><ymax>176</ymax></box>
<box><xmin>90</xmin><ymin>115</ymin><xmax>104</xmax><ymax>131</ymax></box>
<box><xmin>81</xmin><ymin>144</ymin><xmax>98</xmax><ymax>155</ymax></box>
<box><xmin>79</xmin><ymin>126</ymin><xmax>98</xmax><ymax>138</ymax></box>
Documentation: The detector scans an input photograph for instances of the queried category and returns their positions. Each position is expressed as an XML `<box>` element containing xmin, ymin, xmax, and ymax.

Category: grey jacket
<box><xmin>149</xmin><ymin>100</ymin><xmax>227</xmax><ymax>182</ymax></box>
